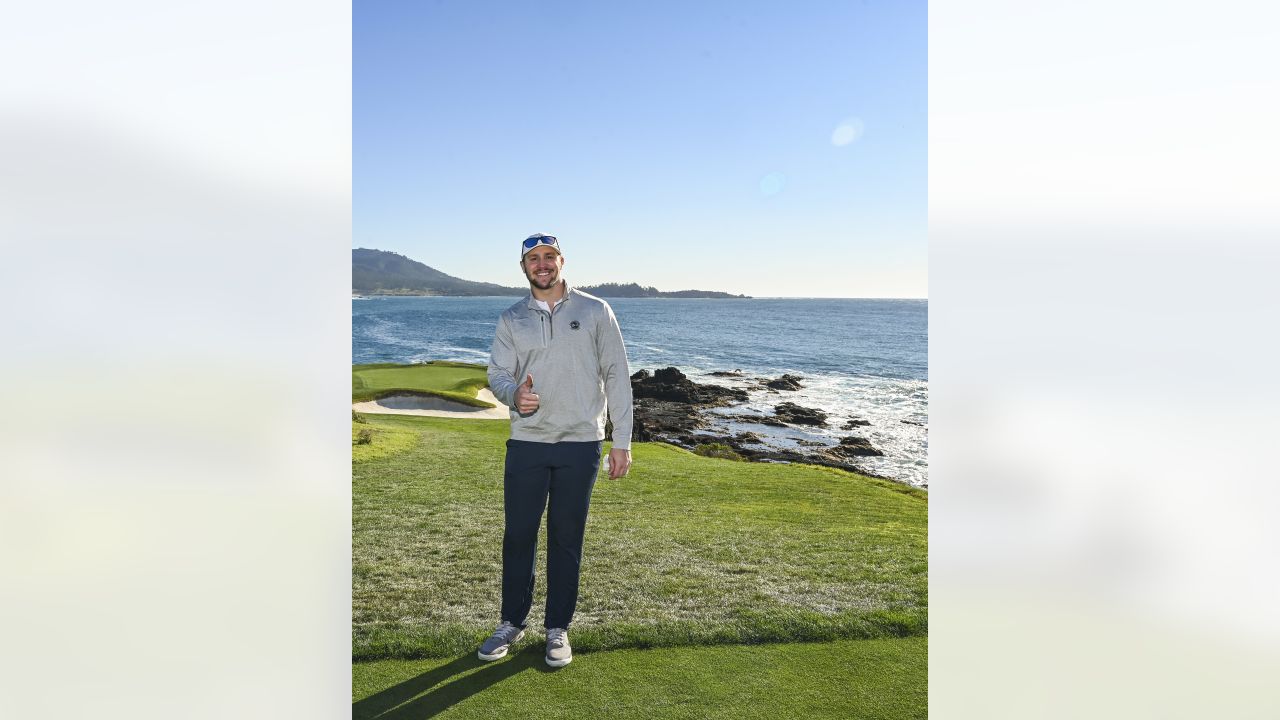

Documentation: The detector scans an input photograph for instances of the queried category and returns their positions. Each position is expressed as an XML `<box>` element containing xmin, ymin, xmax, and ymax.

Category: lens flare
<box><xmin>831</xmin><ymin>117</ymin><xmax>865</xmax><ymax>146</ymax></box>
<box><xmin>759</xmin><ymin>172</ymin><xmax>786</xmax><ymax>196</ymax></box>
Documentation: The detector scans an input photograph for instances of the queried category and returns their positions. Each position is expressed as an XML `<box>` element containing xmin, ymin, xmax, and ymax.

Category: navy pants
<box><xmin>500</xmin><ymin>439</ymin><xmax>602</xmax><ymax>630</ymax></box>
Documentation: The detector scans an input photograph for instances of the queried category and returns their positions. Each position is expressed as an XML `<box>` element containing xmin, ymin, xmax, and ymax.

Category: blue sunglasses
<box><xmin>522</xmin><ymin>234</ymin><xmax>559</xmax><ymax>251</ymax></box>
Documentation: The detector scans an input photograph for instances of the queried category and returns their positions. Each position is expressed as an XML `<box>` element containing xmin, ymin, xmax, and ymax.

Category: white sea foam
<box><xmin>689</xmin><ymin>366</ymin><xmax>928</xmax><ymax>488</ymax></box>
<box><xmin>360</xmin><ymin>318</ymin><xmax>419</xmax><ymax>349</ymax></box>
<box><xmin>441</xmin><ymin>346</ymin><xmax>490</xmax><ymax>360</ymax></box>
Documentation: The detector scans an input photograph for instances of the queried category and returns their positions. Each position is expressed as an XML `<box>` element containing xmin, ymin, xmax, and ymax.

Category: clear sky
<box><xmin>355</xmin><ymin>1</ymin><xmax>926</xmax><ymax>298</ymax></box>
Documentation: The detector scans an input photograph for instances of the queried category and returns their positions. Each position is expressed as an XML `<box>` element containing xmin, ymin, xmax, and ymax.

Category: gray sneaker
<box><xmin>478</xmin><ymin>621</ymin><xmax>524</xmax><ymax>661</ymax></box>
<box><xmin>545</xmin><ymin>628</ymin><xmax>572</xmax><ymax>667</ymax></box>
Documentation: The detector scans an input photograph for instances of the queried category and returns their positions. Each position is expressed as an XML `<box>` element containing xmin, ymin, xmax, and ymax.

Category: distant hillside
<box><xmin>353</xmin><ymin>248</ymin><xmax>748</xmax><ymax>298</ymax></box>
<box><xmin>576</xmin><ymin>282</ymin><xmax>749</xmax><ymax>299</ymax></box>
<box><xmin>352</xmin><ymin>249</ymin><xmax>525</xmax><ymax>296</ymax></box>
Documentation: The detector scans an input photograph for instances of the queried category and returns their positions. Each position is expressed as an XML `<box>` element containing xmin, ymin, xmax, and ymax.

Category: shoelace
<box><xmin>546</xmin><ymin>628</ymin><xmax>567</xmax><ymax>648</ymax></box>
<box><xmin>489</xmin><ymin>622</ymin><xmax>518</xmax><ymax>643</ymax></box>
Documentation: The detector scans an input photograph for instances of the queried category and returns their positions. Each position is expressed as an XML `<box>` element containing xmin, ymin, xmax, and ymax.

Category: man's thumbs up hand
<box><xmin>515</xmin><ymin>373</ymin><xmax>540</xmax><ymax>414</ymax></box>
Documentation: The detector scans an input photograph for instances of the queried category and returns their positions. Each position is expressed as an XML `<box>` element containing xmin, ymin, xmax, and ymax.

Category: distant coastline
<box><xmin>353</xmin><ymin>248</ymin><xmax>749</xmax><ymax>298</ymax></box>
<box><xmin>355</xmin><ymin>287</ymin><xmax>750</xmax><ymax>299</ymax></box>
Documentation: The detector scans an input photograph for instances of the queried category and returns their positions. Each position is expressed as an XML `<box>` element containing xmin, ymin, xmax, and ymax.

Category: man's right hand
<box><xmin>515</xmin><ymin>373</ymin><xmax>540</xmax><ymax>414</ymax></box>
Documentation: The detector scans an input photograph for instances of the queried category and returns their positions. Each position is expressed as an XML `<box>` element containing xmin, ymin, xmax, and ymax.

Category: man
<box><xmin>480</xmin><ymin>232</ymin><xmax>633</xmax><ymax>668</ymax></box>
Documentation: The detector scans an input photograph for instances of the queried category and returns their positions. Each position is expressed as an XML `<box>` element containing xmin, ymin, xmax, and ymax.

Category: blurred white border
<box><xmin>1</xmin><ymin>2</ymin><xmax>350</xmax><ymax>719</ymax></box>
<box><xmin>932</xmin><ymin>0</ymin><xmax>1280</xmax><ymax>717</ymax></box>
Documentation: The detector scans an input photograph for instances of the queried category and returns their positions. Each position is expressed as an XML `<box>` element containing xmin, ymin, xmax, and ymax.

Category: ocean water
<box><xmin>353</xmin><ymin>296</ymin><xmax>928</xmax><ymax>487</ymax></box>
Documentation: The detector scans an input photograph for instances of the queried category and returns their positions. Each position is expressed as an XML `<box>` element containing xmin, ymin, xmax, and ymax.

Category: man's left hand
<box><xmin>607</xmin><ymin>448</ymin><xmax>631</xmax><ymax>480</ymax></box>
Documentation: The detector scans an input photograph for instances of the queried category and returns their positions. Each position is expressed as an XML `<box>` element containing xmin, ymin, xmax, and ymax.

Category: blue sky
<box><xmin>355</xmin><ymin>1</ymin><xmax>926</xmax><ymax>298</ymax></box>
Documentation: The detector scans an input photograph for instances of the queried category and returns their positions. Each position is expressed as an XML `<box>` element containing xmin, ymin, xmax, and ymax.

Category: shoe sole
<box><xmin>477</xmin><ymin>630</ymin><xmax>525</xmax><ymax>661</ymax></box>
<box><xmin>545</xmin><ymin>655</ymin><xmax>572</xmax><ymax>668</ymax></box>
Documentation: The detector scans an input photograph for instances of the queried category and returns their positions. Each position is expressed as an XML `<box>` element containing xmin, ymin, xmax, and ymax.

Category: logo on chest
<box><xmin>569</xmin><ymin>320</ymin><xmax>581</xmax><ymax>330</ymax></box>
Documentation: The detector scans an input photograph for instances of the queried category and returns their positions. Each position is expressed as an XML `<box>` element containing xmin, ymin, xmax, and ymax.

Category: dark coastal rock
<box><xmin>627</xmin><ymin>368</ymin><xmax>751</xmax><ymax>442</ymax></box>
<box><xmin>827</xmin><ymin>435</ymin><xmax>884</xmax><ymax>458</ymax></box>
<box><xmin>621</xmin><ymin>367</ymin><xmax>899</xmax><ymax>484</ymax></box>
<box><xmin>842</xmin><ymin>418</ymin><xmax>871</xmax><ymax>429</ymax></box>
<box><xmin>735</xmin><ymin>447</ymin><xmax>808</xmax><ymax>464</ymax></box>
<box><xmin>629</xmin><ymin>399</ymin><xmax>711</xmax><ymax>441</ymax></box>
<box><xmin>638</xmin><ymin>417</ymin><xmax>895</xmax><ymax>481</ymax></box>
<box><xmin>671</xmin><ymin>430</ymin><xmax>766</xmax><ymax>453</ymax></box>
<box><xmin>734</xmin><ymin>446</ymin><xmax>890</xmax><ymax>480</ymax></box>
<box><xmin>773</xmin><ymin>402</ymin><xmax>828</xmax><ymax>427</ymax></box>
<box><xmin>631</xmin><ymin>367</ymin><xmax>749</xmax><ymax>406</ymax></box>
<box><xmin>707</xmin><ymin>370</ymin><xmax>744</xmax><ymax>377</ymax></box>
<box><xmin>900</xmin><ymin>419</ymin><xmax>925</xmax><ymax>427</ymax></box>
<box><xmin>764</xmin><ymin>374</ymin><xmax>805</xmax><ymax>391</ymax></box>
<box><xmin>674</xmin><ymin>432</ymin><xmax>717</xmax><ymax>447</ymax></box>
<box><xmin>737</xmin><ymin>414</ymin><xmax>789</xmax><ymax>427</ymax></box>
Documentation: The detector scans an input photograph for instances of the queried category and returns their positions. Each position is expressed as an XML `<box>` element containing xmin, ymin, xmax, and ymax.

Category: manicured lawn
<box><xmin>353</xmin><ymin>636</ymin><xmax>927</xmax><ymax>720</ymax></box>
<box><xmin>352</xmin><ymin>416</ymin><xmax>420</xmax><ymax>464</ymax></box>
<box><xmin>353</xmin><ymin>412</ymin><xmax>927</xmax><ymax>660</ymax></box>
<box><xmin>352</xmin><ymin>361</ymin><xmax>493</xmax><ymax>406</ymax></box>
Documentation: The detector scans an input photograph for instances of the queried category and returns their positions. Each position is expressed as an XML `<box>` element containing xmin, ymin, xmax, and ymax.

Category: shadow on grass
<box><xmin>354</xmin><ymin>647</ymin><xmax>557</xmax><ymax>719</ymax></box>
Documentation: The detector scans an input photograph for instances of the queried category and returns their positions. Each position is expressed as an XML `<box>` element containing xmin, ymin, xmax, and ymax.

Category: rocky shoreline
<box><xmin>618</xmin><ymin>367</ymin><xmax>902</xmax><ymax>482</ymax></box>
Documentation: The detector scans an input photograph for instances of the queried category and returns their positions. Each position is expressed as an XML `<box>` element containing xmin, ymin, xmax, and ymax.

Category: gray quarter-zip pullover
<box><xmin>488</xmin><ymin>284</ymin><xmax>634</xmax><ymax>450</ymax></box>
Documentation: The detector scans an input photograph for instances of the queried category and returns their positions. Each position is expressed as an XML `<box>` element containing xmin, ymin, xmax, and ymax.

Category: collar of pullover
<box><xmin>524</xmin><ymin>282</ymin><xmax>572</xmax><ymax>312</ymax></box>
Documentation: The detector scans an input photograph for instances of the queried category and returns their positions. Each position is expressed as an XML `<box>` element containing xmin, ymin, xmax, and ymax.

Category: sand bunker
<box><xmin>353</xmin><ymin>388</ymin><xmax>509</xmax><ymax>419</ymax></box>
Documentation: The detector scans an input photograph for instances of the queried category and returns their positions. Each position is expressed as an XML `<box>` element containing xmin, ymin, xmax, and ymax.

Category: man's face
<box><xmin>521</xmin><ymin>247</ymin><xmax>564</xmax><ymax>290</ymax></box>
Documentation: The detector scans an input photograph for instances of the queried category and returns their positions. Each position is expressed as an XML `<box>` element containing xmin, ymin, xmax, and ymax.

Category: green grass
<box><xmin>353</xmin><ymin>413</ymin><xmax>420</xmax><ymax>463</ymax></box>
<box><xmin>353</xmin><ymin>361</ymin><xmax>494</xmax><ymax>407</ymax></box>
<box><xmin>693</xmin><ymin>442</ymin><xmax>744</xmax><ymax>460</ymax></box>
<box><xmin>353</xmin><ymin>636</ymin><xmax>926</xmax><ymax>719</ymax></box>
<box><xmin>353</xmin><ymin>412</ymin><xmax>927</xmax><ymax>661</ymax></box>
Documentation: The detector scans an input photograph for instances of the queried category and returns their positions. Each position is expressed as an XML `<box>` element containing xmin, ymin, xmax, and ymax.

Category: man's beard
<box><xmin>526</xmin><ymin>268</ymin><xmax>560</xmax><ymax>290</ymax></box>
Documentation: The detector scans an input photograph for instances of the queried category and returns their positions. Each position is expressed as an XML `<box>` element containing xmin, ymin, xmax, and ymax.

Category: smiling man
<box><xmin>480</xmin><ymin>232</ymin><xmax>634</xmax><ymax>668</ymax></box>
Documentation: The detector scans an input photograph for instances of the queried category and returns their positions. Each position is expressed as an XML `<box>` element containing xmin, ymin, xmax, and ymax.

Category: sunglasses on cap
<box><xmin>522</xmin><ymin>234</ymin><xmax>559</xmax><ymax>252</ymax></box>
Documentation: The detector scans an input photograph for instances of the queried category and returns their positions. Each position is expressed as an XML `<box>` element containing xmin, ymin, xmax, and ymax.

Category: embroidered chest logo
<box><xmin>569</xmin><ymin>320</ymin><xmax>581</xmax><ymax>330</ymax></box>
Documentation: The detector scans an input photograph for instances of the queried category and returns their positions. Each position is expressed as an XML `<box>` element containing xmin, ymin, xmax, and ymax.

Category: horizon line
<box><xmin>354</xmin><ymin>292</ymin><xmax>928</xmax><ymax>301</ymax></box>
